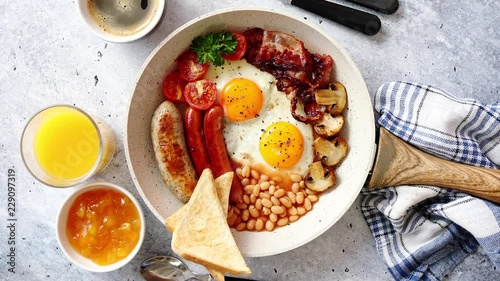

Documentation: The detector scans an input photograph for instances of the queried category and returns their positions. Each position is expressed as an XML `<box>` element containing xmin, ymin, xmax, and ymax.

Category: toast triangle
<box><xmin>166</xmin><ymin>170</ymin><xmax>234</xmax><ymax>280</ymax></box>
<box><xmin>165</xmin><ymin>171</ymin><xmax>233</xmax><ymax>233</ymax></box>
<box><xmin>171</xmin><ymin>170</ymin><xmax>251</xmax><ymax>276</ymax></box>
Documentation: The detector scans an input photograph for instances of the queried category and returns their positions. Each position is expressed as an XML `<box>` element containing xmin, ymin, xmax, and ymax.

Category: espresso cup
<box><xmin>76</xmin><ymin>0</ymin><xmax>165</xmax><ymax>43</ymax></box>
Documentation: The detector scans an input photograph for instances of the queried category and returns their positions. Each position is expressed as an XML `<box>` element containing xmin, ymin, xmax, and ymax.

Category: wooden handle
<box><xmin>368</xmin><ymin>127</ymin><xmax>500</xmax><ymax>203</ymax></box>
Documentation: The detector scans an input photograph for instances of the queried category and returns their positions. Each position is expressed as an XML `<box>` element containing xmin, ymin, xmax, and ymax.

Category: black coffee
<box><xmin>88</xmin><ymin>0</ymin><xmax>159</xmax><ymax>36</ymax></box>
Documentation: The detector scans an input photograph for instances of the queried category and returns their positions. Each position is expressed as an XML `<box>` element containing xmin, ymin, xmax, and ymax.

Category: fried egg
<box><xmin>205</xmin><ymin>59</ymin><xmax>314</xmax><ymax>176</ymax></box>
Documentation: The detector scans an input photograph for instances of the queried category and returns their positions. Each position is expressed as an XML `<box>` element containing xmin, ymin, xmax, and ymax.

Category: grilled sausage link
<box><xmin>204</xmin><ymin>106</ymin><xmax>244</xmax><ymax>203</ymax></box>
<box><xmin>185</xmin><ymin>107</ymin><xmax>213</xmax><ymax>176</ymax></box>
<box><xmin>151</xmin><ymin>101</ymin><xmax>197</xmax><ymax>203</ymax></box>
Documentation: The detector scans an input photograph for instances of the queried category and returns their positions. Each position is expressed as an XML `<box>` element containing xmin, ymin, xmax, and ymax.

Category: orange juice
<box><xmin>34</xmin><ymin>107</ymin><xmax>100</xmax><ymax>180</ymax></box>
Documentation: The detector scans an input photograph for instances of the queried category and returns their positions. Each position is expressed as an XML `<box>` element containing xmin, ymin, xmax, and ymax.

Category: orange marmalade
<box><xmin>66</xmin><ymin>188</ymin><xmax>141</xmax><ymax>265</ymax></box>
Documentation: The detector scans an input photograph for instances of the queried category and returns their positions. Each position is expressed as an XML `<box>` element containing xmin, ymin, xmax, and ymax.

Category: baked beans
<box><xmin>228</xmin><ymin>165</ymin><xmax>321</xmax><ymax>231</ymax></box>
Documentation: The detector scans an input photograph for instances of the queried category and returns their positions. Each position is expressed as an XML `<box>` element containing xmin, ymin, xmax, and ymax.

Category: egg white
<box><xmin>205</xmin><ymin>59</ymin><xmax>314</xmax><ymax>176</ymax></box>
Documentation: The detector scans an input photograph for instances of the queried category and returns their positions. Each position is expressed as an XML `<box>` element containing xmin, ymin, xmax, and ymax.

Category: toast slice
<box><xmin>165</xmin><ymin>171</ymin><xmax>233</xmax><ymax>280</ymax></box>
<box><xmin>165</xmin><ymin>170</ymin><xmax>233</xmax><ymax>233</ymax></box>
<box><xmin>207</xmin><ymin>268</ymin><xmax>226</xmax><ymax>281</ymax></box>
<box><xmin>171</xmin><ymin>169</ymin><xmax>251</xmax><ymax>276</ymax></box>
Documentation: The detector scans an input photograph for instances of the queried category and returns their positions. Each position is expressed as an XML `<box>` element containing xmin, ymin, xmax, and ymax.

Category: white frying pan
<box><xmin>124</xmin><ymin>8</ymin><xmax>499</xmax><ymax>258</ymax></box>
<box><xmin>125</xmin><ymin>8</ymin><xmax>375</xmax><ymax>257</ymax></box>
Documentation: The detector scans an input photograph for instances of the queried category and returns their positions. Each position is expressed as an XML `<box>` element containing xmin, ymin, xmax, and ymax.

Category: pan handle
<box><xmin>368</xmin><ymin>127</ymin><xmax>500</xmax><ymax>203</ymax></box>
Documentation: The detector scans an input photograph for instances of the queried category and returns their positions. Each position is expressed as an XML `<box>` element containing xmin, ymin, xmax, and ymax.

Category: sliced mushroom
<box><xmin>314</xmin><ymin>81</ymin><xmax>347</xmax><ymax>115</ymax></box>
<box><xmin>313</xmin><ymin>137</ymin><xmax>348</xmax><ymax>166</ymax></box>
<box><xmin>305</xmin><ymin>161</ymin><xmax>336</xmax><ymax>192</ymax></box>
<box><xmin>313</xmin><ymin>114</ymin><xmax>344</xmax><ymax>137</ymax></box>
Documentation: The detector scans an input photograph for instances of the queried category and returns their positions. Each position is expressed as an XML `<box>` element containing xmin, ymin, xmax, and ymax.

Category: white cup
<box><xmin>76</xmin><ymin>0</ymin><xmax>165</xmax><ymax>43</ymax></box>
<box><xmin>56</xmin><ymin>182</ymin><xmax>145</xmax><ymax>272</ymax></box>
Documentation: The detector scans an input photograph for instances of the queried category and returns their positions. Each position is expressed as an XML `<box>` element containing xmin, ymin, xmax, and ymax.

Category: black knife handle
<box><xmin>291</xmin><ymin>0</ymin><xmax>381</xmax><ymax>36</ymax></box>
<box><xmin>343</xmin><ymin>0</ymin><xmax>399</xmax><ymax>14</ymax></box>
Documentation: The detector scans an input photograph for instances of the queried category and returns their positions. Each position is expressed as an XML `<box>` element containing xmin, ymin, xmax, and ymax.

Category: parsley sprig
<box><xmin>190</xmin><ymin>32</ymin><xmax>237</xmax><ymax>67</ymax></box>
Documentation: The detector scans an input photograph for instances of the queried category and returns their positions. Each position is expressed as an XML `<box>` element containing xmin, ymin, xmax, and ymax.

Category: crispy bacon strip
<box><xmin>245</xmin><ymin>28</ymin><xmax>312</xmax><ymax>83</ymax></box>
<box><xmin>311</xmin><ymin>53</ymin><xmax>334</xmax><ymax>89</ymax></box>
<box><xmin>244</xmin><ymin>28</ymin><xmax>264</xmax><ymax>65</ymax></box>
<box><xmin>243</xmin><ymin>28</ymin><xmax>333</xmax><ymax>123</ymax></box>
<box><xmin>291</xmin><ymin>97</ymin><xmax>325</xmax><ymax>123</ymax></box>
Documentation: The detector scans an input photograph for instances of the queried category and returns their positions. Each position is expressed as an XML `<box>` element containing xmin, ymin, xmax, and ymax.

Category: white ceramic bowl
<box><xmin>76</xmin><ymin>0</ymin><xmax>165</xmax><ymax>43</ymax></box>
<box><xmin>56</xmin><ymin>182</ymin><xmax>145</xmax><ymax>272</ymax></box>
<box><xmin>125</xmin><ymin>8</ymin><xmax>376</xmax><ymax>257</ymax></box>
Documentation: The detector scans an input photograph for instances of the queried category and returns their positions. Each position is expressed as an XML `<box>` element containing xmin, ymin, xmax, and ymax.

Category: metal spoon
<box><xmin>140</xmin><ymin>256</ymin><xmax>253</xmax><ymax>281</ymax></box>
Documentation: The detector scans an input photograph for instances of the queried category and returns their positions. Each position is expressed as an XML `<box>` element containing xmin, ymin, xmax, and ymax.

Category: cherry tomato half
<box><xmin>222</xmin><ymin>33</ymin><xmax>247</xmax><ymax>61</ymax></box>
<box><xmin>176</xmin><ymin>50</ymin><xmax>208</xmax><ymax>82</ymax></box>
<box><xmin>162</xmin><ymin>71</ymin><xmax>187</xmax><ymax>102</ymax></box>
<box><xmin>184</xmin><ymin>79</ymin><xmax>217</xmax><ymax>110</ymax></box>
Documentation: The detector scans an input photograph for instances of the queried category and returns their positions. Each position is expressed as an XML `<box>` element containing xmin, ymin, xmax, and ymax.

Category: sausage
<box><xmin>185</xmin><ymin>107</ymin><xmax>213</xmax><ymax>176</ymax></box>
<box><xmin>151</xmin><ymin>101</ymin><xmax>197</xmax><ymax>203</ymax></box>
<box><xmin>204</xmin><ymin>106</ymin><xmax>244</xmax><ymax>203</ymax></box>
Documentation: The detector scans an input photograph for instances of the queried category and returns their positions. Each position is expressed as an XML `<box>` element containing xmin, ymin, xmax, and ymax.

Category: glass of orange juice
<box><xmin>21</xmin><ymin>105</ymin><xmax>115</xmax><ymax>187</ymax></box>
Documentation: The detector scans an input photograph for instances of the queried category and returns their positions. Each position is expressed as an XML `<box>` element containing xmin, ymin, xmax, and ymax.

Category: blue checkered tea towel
<box><xmin>361</xmin><ymin>81</ymin><xmax>500</xmax><ymax>281</ymax></box>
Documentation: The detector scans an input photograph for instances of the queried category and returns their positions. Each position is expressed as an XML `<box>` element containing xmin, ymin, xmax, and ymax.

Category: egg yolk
<box><xmin>259</xmin><ymin>122</ymin><xmax>304</xmax><ymax>168</ymax></box>
<box><xmin>221</xmin><ymin>78</ymin><xmax>263</xmax><ymax>121</ymax></box>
